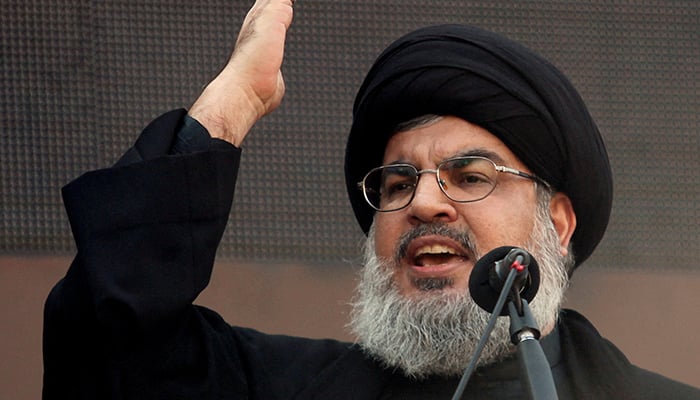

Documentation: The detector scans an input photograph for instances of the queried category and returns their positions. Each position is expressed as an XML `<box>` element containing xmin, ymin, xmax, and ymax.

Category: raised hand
<box><xmin>189</xmin><ymin>0</ymin><xmax>295</xmax><ymax>146</ymax></box>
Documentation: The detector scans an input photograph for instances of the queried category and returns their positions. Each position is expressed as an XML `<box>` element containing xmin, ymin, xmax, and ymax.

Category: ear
<box><xmin>549</xmin><ymin>192</ymin><xmax>577</xmax><ymax>257</ymax></box>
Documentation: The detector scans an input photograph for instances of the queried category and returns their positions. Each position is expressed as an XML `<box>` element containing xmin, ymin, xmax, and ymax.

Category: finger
<box><xmin>235</xmin><ymin>0</ymin><xmax>294</xmax><ymax>50</ymax></box>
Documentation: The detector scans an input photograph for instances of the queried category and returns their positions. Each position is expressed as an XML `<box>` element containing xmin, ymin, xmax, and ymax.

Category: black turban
<box><xmin>345</xmin><ymin>24</ymin><xmax>613</xmax><ymax>267</ymax></box>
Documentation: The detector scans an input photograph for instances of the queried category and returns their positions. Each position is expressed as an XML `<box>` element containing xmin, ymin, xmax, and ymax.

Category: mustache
<box><xmin>394</xmin><ymin>223</ymin><xmax>479</xmax><ymax>264</ymax></box>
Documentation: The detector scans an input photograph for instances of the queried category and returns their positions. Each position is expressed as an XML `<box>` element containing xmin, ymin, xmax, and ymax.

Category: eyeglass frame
<box><xmin>357</xmin><ymin>155</ymin><xmax>551</xmax><ymax>212</ymax></box>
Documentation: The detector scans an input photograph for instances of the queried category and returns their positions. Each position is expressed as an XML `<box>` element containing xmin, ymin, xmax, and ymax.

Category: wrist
<box><xmin>188</xmin><ymin>76</ymin><xmax>266</xmax><ymax>147</ymax></box>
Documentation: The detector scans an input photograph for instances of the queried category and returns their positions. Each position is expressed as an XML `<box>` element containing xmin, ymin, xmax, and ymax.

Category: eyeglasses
<box><xmin>357</xmin><ymin>156</ymin><xmax>550</xmax><ymax>212</ymax></box>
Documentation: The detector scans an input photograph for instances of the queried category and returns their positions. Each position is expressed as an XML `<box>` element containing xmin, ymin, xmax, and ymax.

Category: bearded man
<box><xmin>43</xmin><ymin>0</ymin><xmax>700</xmax><ymax>399</ymax></box>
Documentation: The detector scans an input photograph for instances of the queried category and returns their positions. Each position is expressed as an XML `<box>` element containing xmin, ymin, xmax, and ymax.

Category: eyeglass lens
<box><xmin>363</xmin><ymin>157</ymin><xmax>498</xmax><ymax>211</ymax></box>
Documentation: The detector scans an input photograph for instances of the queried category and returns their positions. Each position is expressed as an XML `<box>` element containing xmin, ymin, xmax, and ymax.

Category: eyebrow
<box><xmin>451</xmin><ymin>148</ymin><xmax>506</xmax><ymax>164</ymax></box>
<box><xmin>384</xmin><ymin>147</ymin><xmax>508</xmax><ymax>167</ymax></box>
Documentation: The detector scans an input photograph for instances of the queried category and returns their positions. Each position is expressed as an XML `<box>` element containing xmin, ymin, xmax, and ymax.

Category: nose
<box><xmin>406</xmin><ymin>171</ymin><xmax>458</xmax><ymax>225</ymax></box>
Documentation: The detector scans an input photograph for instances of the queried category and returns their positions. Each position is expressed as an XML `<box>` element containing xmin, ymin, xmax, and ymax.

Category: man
<box><xmin>43</xmin><ymin>0</ymin><xmax>700</xmax><ymax>398</ymax></box>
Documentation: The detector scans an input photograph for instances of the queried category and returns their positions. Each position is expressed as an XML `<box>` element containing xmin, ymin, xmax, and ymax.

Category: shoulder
<box><xmin>558</xmin><ymin>309</ymin><xmax>700</xmax><ymax>398</ymax></box>
<box><xmin>631</xmin><ymin>366</ymin><xmax>700</xmax><ymax>399</ymax></box>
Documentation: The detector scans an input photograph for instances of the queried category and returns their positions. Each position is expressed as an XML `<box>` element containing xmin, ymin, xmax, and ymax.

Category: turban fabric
<box><xmin>345</xmin><ymin>24</ymin><xmax>613</xmax><ymax>267</ymax></box>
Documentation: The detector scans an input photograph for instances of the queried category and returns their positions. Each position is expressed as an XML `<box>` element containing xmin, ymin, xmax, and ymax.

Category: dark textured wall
<box><xmin>2</xmin><ymin>1</ymin><xmax>699</xmax><ymax>270</ymax></box>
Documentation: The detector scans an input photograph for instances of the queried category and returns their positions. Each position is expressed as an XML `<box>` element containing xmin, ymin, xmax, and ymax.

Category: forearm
<box><xmin>47</xmin><ymin>111</ymin><xmax>236</xmax><ymax>337</ymax></box>
<box><xmin>43</xmin><ymin>110</ymin><xmax>242</xmax><ymax>397</ymax></box>
<box><xmin>44</xmin><ymin>1</ymin><xmax>295</xmax><ymax>396</ymax></box>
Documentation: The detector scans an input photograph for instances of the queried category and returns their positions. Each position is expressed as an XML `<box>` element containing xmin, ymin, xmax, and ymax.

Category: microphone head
<box><xmin>468</xmin><ymin>246</ymin><xmax>540</xmax><ymax>316</ymax></box>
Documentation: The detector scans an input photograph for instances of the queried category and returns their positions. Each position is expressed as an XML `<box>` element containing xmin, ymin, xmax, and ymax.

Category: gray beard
<box><xmin>348</xmin><ymin>203</ymin><xmax>572</xmax><ymax>379</ymax></box>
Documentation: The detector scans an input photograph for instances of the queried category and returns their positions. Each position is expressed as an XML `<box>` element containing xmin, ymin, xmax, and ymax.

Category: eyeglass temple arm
<box><xmin>495</xmin><ymin>166</ymin><xmax>551</xmax><ymax>189</ymax></box>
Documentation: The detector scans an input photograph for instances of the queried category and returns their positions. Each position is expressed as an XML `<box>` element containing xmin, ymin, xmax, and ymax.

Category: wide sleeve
<box><xmin>42</xmin><ymin>110</ymin><xmax>248</xmax><ymax>399</ymax></box>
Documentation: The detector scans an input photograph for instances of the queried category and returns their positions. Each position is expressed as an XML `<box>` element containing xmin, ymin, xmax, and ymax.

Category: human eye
<box><xmin>444</xmin><ymin>159</ymin><xmax>495</xmax><ymax>188</ymax></box>
<box><xmin>381</xmin><ymin>167</ymin><xmax>416</xmax><ymax>197</ymax></box>
<box><xmin>455</xmin><ymin>171</ymin><xmax>491</xmax><ymax>186</ymax></box>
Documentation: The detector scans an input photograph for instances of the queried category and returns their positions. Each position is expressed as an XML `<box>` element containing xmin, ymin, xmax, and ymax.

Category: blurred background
<box><xmin>1</xmin><ymin>1</ymin><xmax>699</xmax><ymax>398</ymax></box>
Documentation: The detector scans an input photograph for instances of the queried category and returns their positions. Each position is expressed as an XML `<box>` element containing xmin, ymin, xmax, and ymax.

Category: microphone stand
<box><xmin>507</xmin><ymin>296</ymin><xmax>558</xmax><ymax>400</ymax></box>
<box><xmin>451</xmin><ymin>266</ymin><xmax>558</xmax><ymax>400</ymax></box>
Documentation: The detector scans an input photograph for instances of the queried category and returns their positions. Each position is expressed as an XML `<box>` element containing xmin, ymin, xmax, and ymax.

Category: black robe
<box><xmin>43</xmin><ymin>110</ymin><xmax>700</xmax><ymax>399</ymax></box>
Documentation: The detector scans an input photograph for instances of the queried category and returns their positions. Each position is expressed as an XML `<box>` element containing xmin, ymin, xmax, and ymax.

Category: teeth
<box><xmin>415</xmin><ymin>244</ymin><xmax>458</xmax><ymax>256</ymax></box>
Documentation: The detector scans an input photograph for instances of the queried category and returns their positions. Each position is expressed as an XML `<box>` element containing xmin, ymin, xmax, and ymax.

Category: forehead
<box><xmin>383</xmin><ymin>116</ymin><xmax>522</xmax><ymax>167</ymax></box>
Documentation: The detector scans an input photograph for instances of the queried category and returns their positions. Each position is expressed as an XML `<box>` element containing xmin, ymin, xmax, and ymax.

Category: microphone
<box><xmin>452</xmin><ymin>247</ymin><xmax>545</xmax><ymax>399</ymax></box>
<box><xmin>468</xmin><ymin>246</ymin><xmax>540</xmax><ymax>316</ymax></box>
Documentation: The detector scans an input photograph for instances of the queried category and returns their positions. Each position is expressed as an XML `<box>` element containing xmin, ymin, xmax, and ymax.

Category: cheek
<box><xmin>373</xmin><ymin>214</ymin><xmax>401</xmax><ymax>260</ymax></box>
<box><xmin>456</xmin><ymin>198</ymin><xmax>537</xmax><ymax>249</ymax></box>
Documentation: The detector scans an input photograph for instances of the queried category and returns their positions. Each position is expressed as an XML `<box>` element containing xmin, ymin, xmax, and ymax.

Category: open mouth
<box><xmin>412</xmin><ymin>243</ymin><xmax>469</xmax><ymax>267</ymax></box>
